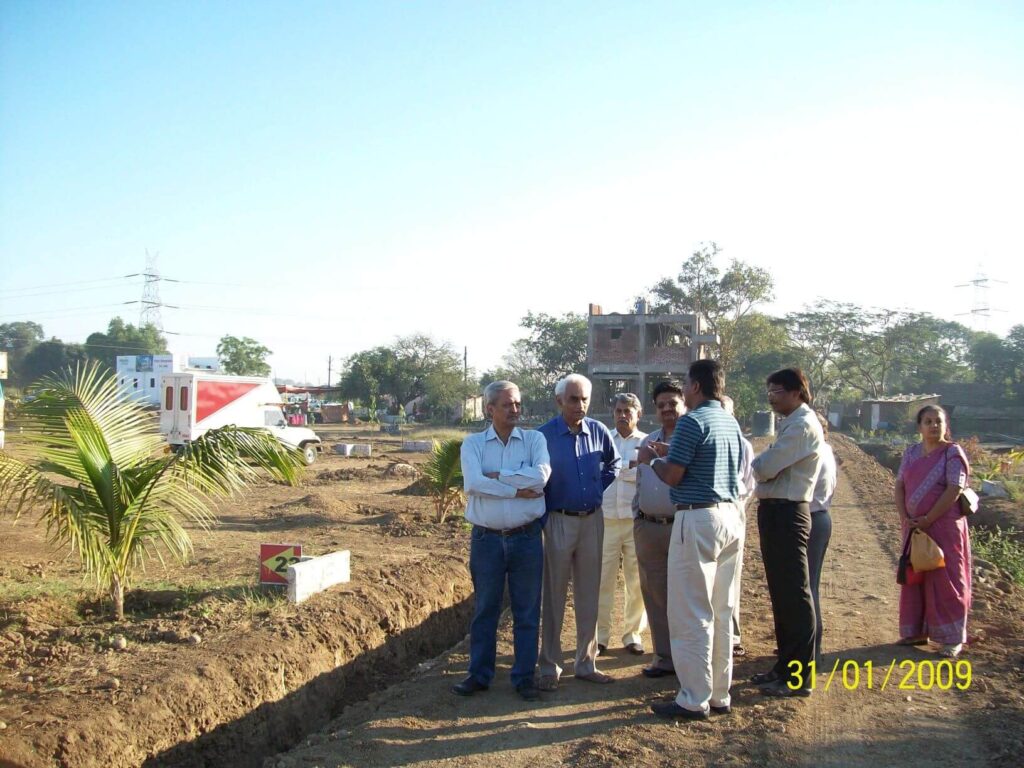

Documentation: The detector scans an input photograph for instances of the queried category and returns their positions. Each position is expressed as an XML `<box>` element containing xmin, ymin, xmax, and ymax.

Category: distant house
<box><xmin>859</xmin><ymin>394</ymin><xmax>940</xmax><ymax>431</ymax></box>
<box><xmin>586</xmin><ymin>302</ymin><xmax>718</xmax><ymax>421</ymax></box>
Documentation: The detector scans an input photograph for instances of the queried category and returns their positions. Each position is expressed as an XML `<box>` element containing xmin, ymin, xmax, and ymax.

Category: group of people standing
<box><xmin>450</xmin><ymin>361</ymin><xmax>906</xmax><ymax>717</ymax></box>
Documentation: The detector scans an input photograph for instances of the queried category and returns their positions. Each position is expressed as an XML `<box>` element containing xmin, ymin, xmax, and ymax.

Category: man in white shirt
<box><xmin>452</xmin><ymin>381</ymin><xmax>551</xmax><ymax>701</ymax></box>
<box><xmin>720</xmin><ymin>395</ymin><xmax>754</xmax><ymax>657</ymax></box>
<box><xmin>750</xmin><ymin>368</ymin><xmax>824</xmax><ymax>697</ymax></box>
<box><xmin>597</xmin><ymin>393</ymin><xmax>649</xmax><ymax>656</ymax></box>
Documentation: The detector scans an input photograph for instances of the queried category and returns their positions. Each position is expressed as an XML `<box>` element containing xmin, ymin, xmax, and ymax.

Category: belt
<box><xmin>636</xmin><ymin>509</ymin><xmax>675</xmax><ymax>525</ymax></box>
<box><xmin>551</xmin><ymin>508</ymin><xmax>597</xmax><ymax>517</ymax></box>
<box><xmin>476</xmin><ymin>522</ymin><xmax>535</xmax><ymax>536</ymax></box>
<box><xmin>674</xmin><ymin>502</ymin><xmax>730</xmax><ymax>510</ymax></box>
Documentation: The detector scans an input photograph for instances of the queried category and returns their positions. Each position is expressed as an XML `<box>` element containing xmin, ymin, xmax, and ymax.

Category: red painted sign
<box><xmin>196</xmin><ymin>380</ymin><xmax>260</xmax><ymax>422</ymax></box>
<box><xmin>259</xmin><ymin>543</ymin><xmax>303</xmax><ymax>585</ymax></box>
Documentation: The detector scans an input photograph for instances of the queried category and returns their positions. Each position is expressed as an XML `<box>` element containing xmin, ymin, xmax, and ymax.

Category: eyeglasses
<box><xmin>765</xmin><ymin>388</ymin><xmax>787</xmax><ymax>398</ymax></box>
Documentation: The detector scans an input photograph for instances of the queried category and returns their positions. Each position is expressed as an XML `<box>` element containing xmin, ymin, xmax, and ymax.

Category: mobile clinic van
<box><xmin>159</xmin><ymin>372</ymin><xmax>323</xmax><ymax>464</ymax></box>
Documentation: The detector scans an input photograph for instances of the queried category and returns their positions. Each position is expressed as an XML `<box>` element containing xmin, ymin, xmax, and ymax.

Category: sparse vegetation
<box><xmin>973</xmin><ymin>526</ymin><xmax>1024</xmax><ymax>587</ymax></box>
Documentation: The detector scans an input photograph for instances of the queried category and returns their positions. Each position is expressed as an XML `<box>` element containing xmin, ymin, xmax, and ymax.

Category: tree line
<box><xmin>0</xmin><ymin>319</ymin><xmax>275</xmax><ymax>388</ymax></box>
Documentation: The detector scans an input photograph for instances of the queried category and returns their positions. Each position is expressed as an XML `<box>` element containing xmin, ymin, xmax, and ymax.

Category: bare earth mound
<box><xmin>1</xmin><ymin>431</ymin><xmax>1022</xmax><ymax>767</ymax></box>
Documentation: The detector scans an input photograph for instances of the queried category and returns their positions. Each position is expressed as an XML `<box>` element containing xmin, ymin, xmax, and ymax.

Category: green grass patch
<box><xmin>973</xmin><ymin>526</ymin><xmax>1024</xmax><ymax>586</ymax></box>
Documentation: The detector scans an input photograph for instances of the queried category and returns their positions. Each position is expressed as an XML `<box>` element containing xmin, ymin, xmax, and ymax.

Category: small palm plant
<box><xmin>421</xmin><ymin>438</ymin><xmax>464</xmax><ymax>523</ymax></box>
<box><xmin>0</xmin><ymin>362</ymin><xmax>304</xmax><ymax>621</ymax></box>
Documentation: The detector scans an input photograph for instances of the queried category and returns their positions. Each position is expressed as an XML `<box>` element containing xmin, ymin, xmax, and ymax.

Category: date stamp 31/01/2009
<box><xmin>786</xmin><ymin>659</ymin><xmax>972</xmax><ymax>692</ymax></box>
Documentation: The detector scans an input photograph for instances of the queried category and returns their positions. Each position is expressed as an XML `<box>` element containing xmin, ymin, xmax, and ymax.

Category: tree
<box><xmin>645</xmin><ymin>243</ymin><xmax>774</xmax><ymax>373</ymax></box>
<box><xmin>0</xmin><ymin>362</ymin><xmax>303</xmax><ymax>621</ymax></box>
<box><xmin>725</xmin><ymin>312</ymin><xmax>790</xmax><ymax>419</ymax></box>
<box><xmin>339</xmin><ymin>335</ymin><xmax>469</xmax><ymax>420</ymax></box>
<box><xmin>21</xmin><ymin>339</ymin><xmax>89</xmax><ymax>385</ymax></box>
<box><xmin>217</xmin><ymin>335</ymin><xmax>272</xmax><ymax>377</ymax></box>
<box><xmin>519</xmin><ymin>311</ymin><xmax>587</xmax><ymax>387</ymax></box>
<box><xmin>0</xmin><ymin>321</ymin><xmax>45</xmax><ymax>387</ymax></box>
<box><xmin>85</xmin><ymin>318</ymin><xmax>167</xmax><ymax>372</ymax></box>
<box><xmin>969</xmin><ymin>332</ymin><xmax>1017</xmax><ymax>398</ymax></box>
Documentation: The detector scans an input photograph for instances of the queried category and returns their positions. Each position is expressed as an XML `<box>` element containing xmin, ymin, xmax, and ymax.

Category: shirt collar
<box><xmin>559</xmin><ymin>416</ymin><xmax>590</xmax><ymax>436</ymax></box>
<box><xmin>780</xmin><ymin>402</ymin><xmax>811</xmax><ymax>426</ymax></box>
<box><xmin>484</xmin><ymin>424</ymin><xmax>523</xmax><ymax>443</ymax></box>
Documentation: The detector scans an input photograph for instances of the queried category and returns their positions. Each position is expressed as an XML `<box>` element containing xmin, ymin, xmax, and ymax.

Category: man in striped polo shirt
<box><xmin>648</xmin><ymin>358</ymin><xmax>745</xmax><ymax>720</ymax></box>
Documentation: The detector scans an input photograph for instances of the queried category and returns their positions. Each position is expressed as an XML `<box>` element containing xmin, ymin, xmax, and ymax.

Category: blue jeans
<box><xmin>808</xmin><ymin>510</ymin><xmax>833</xmax><ymax>662</ymax></box>
<box><xmin>468</xmin><ymin>520</ymin><xmax>544</xmax><ymax>688</ymax></box>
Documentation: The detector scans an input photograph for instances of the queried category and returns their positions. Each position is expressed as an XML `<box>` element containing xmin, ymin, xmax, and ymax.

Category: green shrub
<box><xmin>973</xmin><ymin>526</ymin><xmax>1024</xmax><ymax>587</ymax></box>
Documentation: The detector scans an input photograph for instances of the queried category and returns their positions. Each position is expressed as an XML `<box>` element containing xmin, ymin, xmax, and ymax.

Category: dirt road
<box><xmin>273</xmin><ymin>435</ymin><xmax>1024</xmax><ymax>767</ymax></box>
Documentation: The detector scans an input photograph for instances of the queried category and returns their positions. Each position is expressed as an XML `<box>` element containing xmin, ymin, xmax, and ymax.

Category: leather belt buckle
<box><xmin>637</xmin><ymin>509</ymin><xmax>674</xmax><ymax>525</ymax></box>
<box><xmin>553</xmin><ymin>508</ymin><xmax>596</xmax><ymax>517</ymax></box>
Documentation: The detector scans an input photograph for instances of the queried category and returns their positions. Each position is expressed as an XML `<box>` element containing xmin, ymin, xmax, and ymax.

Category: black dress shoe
<box><xmin>450</xmin><ymin>676</ymin><xmax>489</xmax><ymax>696</ymax></box>
<box><xmin>750</xmin><ymin>669</ymin><xmax>781</xmax><ymax>685</ymax></box>
<box><xmin>710</xmin><ymin>704</ymin><xmax>732</xmax><ymax>715</ymax></box>
<box><xmin>760</xmin><ymin>680</ymin><xmax>811</xmax><ymax>698</ymax></box>
<box><xmin>626</xmin><ymin>642</ymin><xmax>645</xmax><ymax>655</ymax></box>
<box><xmin>516</xmin><ymin>681</ymin><xmax>541</xmax><ymax>701</ymax></box>
<box><xmin>641</xmin><ymin>665</ymin><xmax>674</xmax><ymax>678</ymax></box>
<box><xmin>597</xmin><ymin>643</ymin><xmax>608</xmax><ymax>656</ymax></box>
<box><xmin>651</xmin><ymin>701</ymin><xmax>708</xmax><ymax>720</ymax></box>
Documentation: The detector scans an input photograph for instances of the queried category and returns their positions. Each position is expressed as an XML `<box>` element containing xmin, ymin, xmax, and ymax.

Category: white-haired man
<box><xmin>453</xmin><ymin>381</ymin><xmax>551</xmax><ymax>701</ymax></box>
<box><xmin>537</xmin><ymin>374</ymin><xmax>621</xmax><ymax>691</ymax></box>
<box><xmin>597</xmin><ymin>393</ymin><xmax>648</xmax><ymax>657</ymax></box>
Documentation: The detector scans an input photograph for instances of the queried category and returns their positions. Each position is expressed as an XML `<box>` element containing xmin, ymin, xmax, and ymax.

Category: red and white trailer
<box><xmin>159</xmin><ymin>372</ymin><xmax>322</xmax><ymax>464</ymax></box>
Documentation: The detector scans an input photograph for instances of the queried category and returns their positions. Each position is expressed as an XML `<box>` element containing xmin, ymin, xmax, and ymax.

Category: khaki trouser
<box><xmin>598</xmin><ymin>517</ymin><xmax>648</xmax><ymax>647</ymax></box>
<box><xmin>539</xmin><ymin>510</ymin><xmax>604</xmax><ymax>679</ymax></box>
<box><xmin>633</xmin><ymin>514</ymin><xmax>674</xmax><ymax>671</ymax></box>
<box><xmin>668</xmin><ymin>503</ymin><xmax>744</xmax><ymax>712</ymax></box>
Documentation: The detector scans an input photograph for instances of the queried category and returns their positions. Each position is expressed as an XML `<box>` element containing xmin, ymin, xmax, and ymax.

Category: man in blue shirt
<box><xmin>649</xmin><ymin>359</ymin><xmax>744</xmax><ymax>720</ymax></box>
<box><xmin>537</xmin><ymin>374</ymin><xmax>620</xmax><ymax>691</ymax></box>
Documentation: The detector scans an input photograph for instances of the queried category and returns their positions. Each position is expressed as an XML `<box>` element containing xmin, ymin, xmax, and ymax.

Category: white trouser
<box><xmin>597</xmin><ymin>517</ymin><xmax>648</xmax><ymax>647</ymax></box>
<box><xmin>667</xmin><ymin>503</ymin><xmax>744</xmax><ymax>712</ymax></box>
<box><xmin>730</xmin><ymin>501</ymin><xmax>748</xmax><ymax>644</ymax></box>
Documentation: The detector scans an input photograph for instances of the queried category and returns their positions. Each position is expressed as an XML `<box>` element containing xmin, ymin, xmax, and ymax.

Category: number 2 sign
<box><xmin>259</xmin><ymin>543</ymin><xmax>303</xmax><ymax>585</ymax></box>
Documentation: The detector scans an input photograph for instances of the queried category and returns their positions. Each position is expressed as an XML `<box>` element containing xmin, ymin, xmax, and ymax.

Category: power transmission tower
<box><xmin>140</xmin><ymin>251</ymin><xmax>164</xmax><ymax>331</ymax></box>
<box><xmin>955</xmin><ymin>264</ymin><xmax>1006</xmax><ymax>330</ymax></box>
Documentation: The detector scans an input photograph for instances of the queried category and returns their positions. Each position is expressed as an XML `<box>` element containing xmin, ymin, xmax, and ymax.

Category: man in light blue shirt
<box><xmin>536</xmin><ymin>374</ymin><xmax>620</xmax><ymax>691</ymax></box>
<box><xmin>452</xmin><ymin>381</ymin><xmax>550</xmax><ymax>702</ymax></box>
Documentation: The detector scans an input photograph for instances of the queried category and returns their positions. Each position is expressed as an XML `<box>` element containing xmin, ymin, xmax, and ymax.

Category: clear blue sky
<box><xmin>2</xmin><ymin>1</ymin><xmax>1022</xmax><ymax>383</ymax></box>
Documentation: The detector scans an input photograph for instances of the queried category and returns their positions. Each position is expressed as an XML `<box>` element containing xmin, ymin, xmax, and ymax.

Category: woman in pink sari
<box><xmin>894</xmin><ymin>405</ymin><xmax>972</xmax><ymax>657</ymax></box>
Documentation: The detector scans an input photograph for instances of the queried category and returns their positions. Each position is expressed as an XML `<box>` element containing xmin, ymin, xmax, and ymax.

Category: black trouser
<box><xmin>757</xmin><ymin>498</ymin><xmax>816</xmax><ymax>685</ymax></box>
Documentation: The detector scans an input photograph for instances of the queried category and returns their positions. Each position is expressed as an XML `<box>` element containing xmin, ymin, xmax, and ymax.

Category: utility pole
<box><xmin>327</xmin><ymin>355</ymin><xmax>333</xmax><ymax>387</ymax></box>
<box><xmin>464</xmin><ymin>346</ymin><xmax>468</xmax><ymax>385</ymax></box>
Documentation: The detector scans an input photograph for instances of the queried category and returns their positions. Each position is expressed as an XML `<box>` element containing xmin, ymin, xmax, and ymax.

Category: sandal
<box><xmin>938</xmin><ymin>643</ymin><xmax>962</xmax><ymax>658</ymax></box>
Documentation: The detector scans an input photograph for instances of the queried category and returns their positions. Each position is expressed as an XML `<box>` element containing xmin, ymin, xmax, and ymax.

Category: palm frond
<box><xmin>0</xmin><ymin>365</ymin><xmax>306</xmax><ymax>620</ymax></box>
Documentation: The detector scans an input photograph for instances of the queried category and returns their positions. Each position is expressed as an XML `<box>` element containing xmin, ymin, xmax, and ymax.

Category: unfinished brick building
<box><xmin>587</xmin><ymin>302</ymin><xmax>719</xmax><ymax>420</ymax></box>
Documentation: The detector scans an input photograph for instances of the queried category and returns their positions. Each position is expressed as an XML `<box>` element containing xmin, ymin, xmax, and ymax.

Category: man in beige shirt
<box><xmin>598</xmin><ymin>393</ymin><xmax>648</xmax><ymax>656</ymax></box>
<box><xmin>749</xmin><ymin>368</ymin><xmax>823</xmax><ymax>698</ymax></box>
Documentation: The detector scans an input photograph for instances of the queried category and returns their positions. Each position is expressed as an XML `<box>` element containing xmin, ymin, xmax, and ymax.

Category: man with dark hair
<box><xmin>647</xmin><ymin>359</ymin><xmax>744</xmax><ymax>719</ymax></box>
<box><xmin>749</xmin><ymin>367</ymin><xmax>823</xmax><ymax>697</ymax></box>
<box><xmin>634</xmin><ymin>379</ymin><xmax>687</xmax><ymax>678</ymax></box>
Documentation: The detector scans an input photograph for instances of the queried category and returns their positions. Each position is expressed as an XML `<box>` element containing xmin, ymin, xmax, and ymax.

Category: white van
<box><xmin>159</xmin><ymin>372</ymin><xmax>322</xmax><ymax>464</ymax></box>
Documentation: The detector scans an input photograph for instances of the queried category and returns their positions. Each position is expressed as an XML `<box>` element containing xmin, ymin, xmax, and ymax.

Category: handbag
<box><xmin>897</xmin><ymin>533</ymin><xmax>925</xmax><ymax>586</ymax></box>
<box><xmin>944</xmin><ymin>445</ymin><xmax>979</xmax><ymax>517</ymax></box>
<box><xmin>909</xmin><ymin>528</ymin><xmax>945</xmax><ymax>572</ymax></box>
